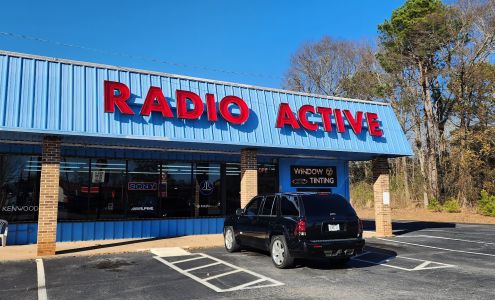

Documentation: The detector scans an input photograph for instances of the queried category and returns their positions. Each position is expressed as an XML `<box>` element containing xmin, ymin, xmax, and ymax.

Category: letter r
<box><xmin>104</xmin><ymin>81</ymin><xmax>134</xmax><ymax>115</ymax></box>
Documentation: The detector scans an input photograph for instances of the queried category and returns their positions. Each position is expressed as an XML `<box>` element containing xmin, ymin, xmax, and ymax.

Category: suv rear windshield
<box><xmin>300</xmin><ymin>194</ymin><xmax>356</xmax><ymax>217</ymax></box>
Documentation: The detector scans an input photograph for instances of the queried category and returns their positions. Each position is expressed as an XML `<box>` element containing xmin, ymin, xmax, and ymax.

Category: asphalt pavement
<box><xmin>1</xmin><ymin>221</ymin><xmax>494</xmax><ymax>300</ymax></box>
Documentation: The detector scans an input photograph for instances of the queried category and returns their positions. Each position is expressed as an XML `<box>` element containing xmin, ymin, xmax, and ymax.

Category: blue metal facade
<box><xmin>0</xmin><ymin>51</ymin><xmax>413</xmax><ymax>245</ymax></box>
<box><xmin>7</xmin><ymin>218</ymin><xmax>224</xmax><ymax>245</ymax></box>
<box><xmin>0</xmin><ymin>51</ymin><xmax>412</xmax><ymax>159</ymax></box>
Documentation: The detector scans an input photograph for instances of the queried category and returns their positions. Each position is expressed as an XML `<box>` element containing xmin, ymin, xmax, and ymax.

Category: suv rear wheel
<box><xmin>270</xmin><ymin>235</ymin><xmax>294</xmax><ymax>268</ymax></box>
<box><xmin>224</xmin><ymin>226</ymin><xmax>240</xmax><ymax>252</ymax></box>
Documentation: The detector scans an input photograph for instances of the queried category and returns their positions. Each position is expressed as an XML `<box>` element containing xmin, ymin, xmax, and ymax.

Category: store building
<box><xmin>0</xmin><ymin>51</ymin><xmax>412</xmax><ymax>255</ymax></box>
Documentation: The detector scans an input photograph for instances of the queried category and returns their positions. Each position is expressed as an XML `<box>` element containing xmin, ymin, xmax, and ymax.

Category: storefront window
<box><xmin>0</xmin><ymin>155</ymin><xmax>41</xmax><ymax>222</ymax></box>
<box><xmin>58</xmin><ymin>158</ymin><xmax>91</xmax><ymax>220</ymax></box>
<box><xmin>258</xmin><ymin>162</ymin><xmax>278</xmax><ymax>194</ymax></box>
<box><xmin>127</xmin><ymin>160</ymin><xmax>161</xmax><ymax>218</ymax></box>
<box><xmin>1</xmin><ymin>155</ymin><xmax>258</xmax><ymax>222</ymax></box>
<box><xmin>225</xmin><ymin>163</ymin><xmax>241</xmax><ymax>215</ymax></box>
<box><xmin>194</xmin><ymin>163</ymin><xmax>222</xmax><ymax>216</ymax></box>
<box><xmin>90</xmin><ymin>159</ymin><xmax>126</xmax><ymax>219</ymax></box>
<box><xmin>160</xmin><ymin>163</ymin><xmax>193</xmax><ymax>217</ymax></box>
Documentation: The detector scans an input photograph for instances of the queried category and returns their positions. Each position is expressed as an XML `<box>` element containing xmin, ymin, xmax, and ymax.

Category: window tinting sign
<box><xmin>290</xmin><ymin>166</ymin><xmax>337</xmax><ymax>187</ymax></box>
<box><xmin>199</xmin><ymin>180</ymin><xmax>214</xmax><ymax>196</ymax></box>
<box><xmin>128</xmin><ymin>182</ymin><xmax>158</xmax><ymax>191</ymax></box>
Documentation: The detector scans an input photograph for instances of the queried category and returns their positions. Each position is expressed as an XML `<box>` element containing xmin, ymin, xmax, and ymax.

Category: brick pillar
<box><xmin>372</xmin><ymin>157</ymin><xmax>392</xmax><ymax>237</ymax></box>
<box><xmin>240</xmin><ymin>149</ymin><xmax>257</xmax><ymax>208</ymax></box>
<box><xmin>37</xmin><ymin>136</ymin><xmax>61</xmax><ymax>256</ymax></box>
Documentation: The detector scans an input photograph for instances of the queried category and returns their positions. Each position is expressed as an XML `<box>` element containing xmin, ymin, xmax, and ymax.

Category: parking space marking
<box><xmin>397</xmin><ymin>235</ymin><xmax>495</xmax><ymax>245</ymax></box>
<box><xmin>154</xmin><ymin>253</ymin><xmax>284</xmax><ymax>293</ymax></box>
<box><xmin>171</xmin><ymin>256</ymin><xmax>205</xmax><ymax>264</ymax></box>
<box><xmin>184</xmin><ymin>262</ymin><xmax>222</xmax><ymax>272</ymax></box>
<box><xmin>352</xmin><ymin>251</ymin><xmax>455</xmax><ymax>271</ymax></box>
<box><xmin>377</xmin><ymin>238</ymin><xmax>495</xmax><ymax>257</ymax></box>
<box><xmin>203</xmin><ymin>269</ymin><xmax>243</xmax><ymax>281</ymax></box>
<box><xmin>36</xmin><ymin>258</ymin><xmax>48</xmax><ymax>300</ymax></box>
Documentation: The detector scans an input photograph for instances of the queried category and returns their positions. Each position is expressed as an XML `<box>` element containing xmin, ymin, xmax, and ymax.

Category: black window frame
<box><xmin>259</xmin><ymin>195</ymin><xmax>276</xmax><ymax>217</ymax></box>
<box><xmin>244</xmin><ymin>196</ymin><xmax>264</xmax><ymax>216</ymax></box>
<box><xmin>280</xmin><ymin>195</ymin><xmax>300</xmax><ymax>217</ymax></box>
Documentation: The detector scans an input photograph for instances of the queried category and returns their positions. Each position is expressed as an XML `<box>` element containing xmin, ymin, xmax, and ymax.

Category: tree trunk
<box><xmin>418</xmin><ymin>61</ymin><xmax>440</xmax><ymax>201</ymax></box>
<box><xmin>402</xmin><ymin>156</ymin><xmax>411</xmax><ymax>206</ymax></box>
<box><xmin>413</xmin><ymin>114</ymin><xmax>429</xmax><ymax>207</ymax></box>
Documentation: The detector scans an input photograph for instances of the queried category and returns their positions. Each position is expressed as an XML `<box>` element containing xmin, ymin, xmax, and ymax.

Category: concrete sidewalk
<box><xmin>0</xmin><ymin>231</ymin><xmax>376</xmax><ymax>261</ymax></box>
<box><xmin>0</xmin><ymin>234</ymin><xmax>224</xmax><ymax>261</ymax></box>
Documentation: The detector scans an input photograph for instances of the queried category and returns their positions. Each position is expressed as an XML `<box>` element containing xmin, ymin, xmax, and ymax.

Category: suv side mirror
<box><xmin>235</xmin><ymin>208</ymin><xmax>244</xmax><ymax>216</ymax></box>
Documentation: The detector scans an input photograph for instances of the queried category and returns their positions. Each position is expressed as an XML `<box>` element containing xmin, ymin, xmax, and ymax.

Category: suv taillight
<box><xmin>294</xmin><ymin>219</ymin><xmax>306</xmax><ymax>236</ymax></box>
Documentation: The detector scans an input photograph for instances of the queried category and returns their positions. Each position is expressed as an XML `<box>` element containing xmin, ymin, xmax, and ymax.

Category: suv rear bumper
<box><xmin>290</xmin><ymin>237</ymin><xmax>365</xmax><ymax>259</ymax></box>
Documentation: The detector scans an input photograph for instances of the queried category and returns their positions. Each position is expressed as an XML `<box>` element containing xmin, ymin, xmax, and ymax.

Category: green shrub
<box><xmin>427</xmin><ymin>198</ymin><xmax>442</xmax><ymax>212</ymax></box>
<box><xmin>479</xmin><ymin>190</ymin><xmax>495</xmax><ymax>217</ymax></box>
<box><xmin>443</xmin><ymin>198</ymin><xmax>461</xmax><ymax>213</ymax></box>
<box><xmin>350</xmin><ymin>181</ymin><xmax>374</xmax><ymax>208</ymax></box>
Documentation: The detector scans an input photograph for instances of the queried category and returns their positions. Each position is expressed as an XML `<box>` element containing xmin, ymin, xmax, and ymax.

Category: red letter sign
<box><xmin>316</xmin><ymin>107</ymin><xmax>333</xmax><ymax>132</ymax></box>
<box><xmin>333</xmin><ymin>109</ymin><xmax>345</xmax><ymax>133</ymax></box>
<box><xmin>219</xmin><ymin>96</ymin><xmax>249</xmax><ymax>124</ymax></box>
<box><xmin>176</xmin><ymin>90</ymin><xmax>204</xmax><ymax>119</ymax></box>
<box><xmin>276</xmin><ymin>103</ymin><xmax>300</xmax><ymax>129</ymax></box>
<box><xmin>343</xmin><ymin>110</ymin><xmax>363</xmax><ymax>135</ymax></box>
<box><xmin>104</xmin><ymin>81</ymin><xmax>134</xmax><ymax>115</ymax></box>
<box><xmin>206</xmin><ymin>94</ymin><xmax>218</xmax><ymax>121</ymax></box>
<box><xmin>140</xmin><ymin>86</ymin><xmax>173</xmax><ymax>117</ymax></box>
<box><xmin>298</xmin><ymin>105</ymin><xmax>318</xmax><ymax>131</ymax></box>
<box><xmin>366</xmin><ymin>112</ymin><xmax>383</xmax><ymax>137</ymax></box>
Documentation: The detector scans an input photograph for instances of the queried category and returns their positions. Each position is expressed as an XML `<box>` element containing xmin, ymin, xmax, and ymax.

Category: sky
<box><xmin>0</xmin><ymin>0</ymin><xmax>405</xmax><ymax>89</ymax></box>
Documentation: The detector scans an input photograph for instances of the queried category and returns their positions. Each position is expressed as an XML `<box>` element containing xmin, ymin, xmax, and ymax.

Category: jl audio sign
<box><xmin>104</xmin><ymin>81</ymin><xmax>383</xmax><ymax>136</ymax></box>
<box><xmin>290</xmin><ymin>166</ymin><xmax>337</xmax><ymax>187</ymax></box>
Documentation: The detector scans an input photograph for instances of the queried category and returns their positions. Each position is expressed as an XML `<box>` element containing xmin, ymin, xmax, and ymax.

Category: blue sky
<box><xmin>0</xmin><ymin>0</ymin><xmax>405</xmax><ymax>88</ymax></box>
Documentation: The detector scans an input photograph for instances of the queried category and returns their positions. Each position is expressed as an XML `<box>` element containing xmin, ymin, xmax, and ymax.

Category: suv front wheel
<box><xmin>224</xmin><ymin>226</ymin><xmax>241</xmax><ymax>252</ymax></box>
<box><xmin>270</xmin><ymin>235</ymin><xmax>294</xmax><ymax>268</ymax></box>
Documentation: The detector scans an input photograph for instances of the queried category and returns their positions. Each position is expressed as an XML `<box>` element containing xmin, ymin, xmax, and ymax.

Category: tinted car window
<box><xmin>261</xmin><ymin>196</ymin><xmax>276</xmax><ymax>216</ymax></box>
<box><xmin>301</xmin><ymin>194</ymin><xmax>356</xmax><ymax>217</ymax></box>
<box><xmin>281</xmin><ymin>196</ymin><xmax>299</xmax><ymax>216</ymax></box>
<box><xmin>245</xmin><ymin>197</ymin><xmax>263</xmax><ymax>216</ymax></box>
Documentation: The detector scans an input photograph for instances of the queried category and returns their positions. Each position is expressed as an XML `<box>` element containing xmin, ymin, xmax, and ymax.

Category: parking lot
<box><xmin>1</xmin><ymin>221</ymin><xmax>495</xmax><ymax>299</ymax></box>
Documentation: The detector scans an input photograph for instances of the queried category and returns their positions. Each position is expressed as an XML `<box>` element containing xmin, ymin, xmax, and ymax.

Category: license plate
<box><xmin>328</xmin><ymin>224</ymin><xmax>340</xmax><ymax>231</ymax></box>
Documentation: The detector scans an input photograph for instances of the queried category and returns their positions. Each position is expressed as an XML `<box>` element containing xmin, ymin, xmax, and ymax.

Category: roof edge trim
<box><xmin>0</xmin><ymin>49</ymin><xmax>389</xmax><ymax>106</ymax></box>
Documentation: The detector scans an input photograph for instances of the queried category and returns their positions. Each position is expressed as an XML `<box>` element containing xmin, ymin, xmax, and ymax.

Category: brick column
<box><xmin>240</xmin><ymin>149</ymin><xmax>257</xmax><ymax>208</ymax></box>
<box><xmin>372</xmin><ymin>157</ymin><xmax>392</xmax><ymax>237</ymax></box>
<box><xmin>37</xmin><ymin>136</ymin><xmax>61</xmax><ymax>256</ymax></box>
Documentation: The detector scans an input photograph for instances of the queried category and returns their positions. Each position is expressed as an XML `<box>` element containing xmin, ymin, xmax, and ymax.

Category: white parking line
<box><xmin>36</xmin><ymin>258</ymin><xmax>48</xmax><ymax>300</ymax></box>
<box><xmin>172</xmin><ymin>256</ymin><xmax>205</xmax><ymax>264</ymax></box>
<box><xmin>398</xmin><ymin>235</ymin><xmax>495</xmax><ymax>245</ymax></box>
<box><xmin>352</xmin><ymin>251</ymin><xmax>455</xmax><ymax>271</ymax></box>
<box><xmin>204</xmin><ymin>269</ymin><xmax>242</xmax><ymax>281</ymax></box>
<box><xmin>154</xmin><ymin>253</ymin><xmax>284</xmax><ymax>293</ymax></box>
<box><xmin>377</xmin><ymin>238</ymin><xmax>495</xmax><ymax>257</ymax></box>
<box><xmin>184</xmin><ymin>262</ymin><xmax>221</xmax><ymax>272</ymax></box>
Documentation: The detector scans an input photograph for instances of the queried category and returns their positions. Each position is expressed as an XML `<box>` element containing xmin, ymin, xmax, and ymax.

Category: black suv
<box><xmin>223</xmin><ymin>192</ymin><xmax>364</xmax><ymax>268</ymax></box>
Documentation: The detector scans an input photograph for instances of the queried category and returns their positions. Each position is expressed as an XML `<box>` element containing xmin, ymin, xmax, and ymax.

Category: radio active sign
<box><xmin>104</xmin><ymin>81</ymin><xmax>383</xmax><ymax>137</ymax></box>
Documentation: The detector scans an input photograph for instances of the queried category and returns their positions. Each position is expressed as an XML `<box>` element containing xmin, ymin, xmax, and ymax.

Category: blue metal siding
<box><xmin>0</xmin><ymin>52</ymin><xmax>412</xmax><ymax>157</ymax></box>
<box><xmin>7</xmin><ymin>218</ymin><xmax>224</xmax><ymax>245</ymax></box>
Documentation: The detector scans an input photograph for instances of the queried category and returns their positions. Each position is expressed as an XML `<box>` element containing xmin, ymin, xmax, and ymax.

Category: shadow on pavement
<box><xmin>363</xmin><ymin>220</ymin><xmax>456</xmax><ymax>235</ymax></box>
<box><xmin>296</xmin><ymin>245</ymin><xmax>398</xmax><ymax>270</ymax></box>
<box><xmin>55</xmin><ymin>236</ymin><xmax>182</xmax><ymax>255</ymax></box>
